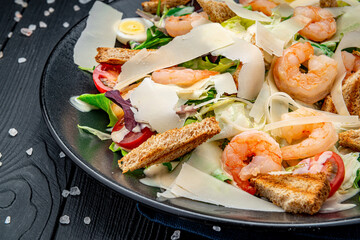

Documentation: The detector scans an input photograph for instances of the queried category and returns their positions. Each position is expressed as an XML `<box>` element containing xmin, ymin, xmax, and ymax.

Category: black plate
<box><xmin>40</xmin><ymin>0</ymin><xmax>360</xmax><ymax>227</ymax></box>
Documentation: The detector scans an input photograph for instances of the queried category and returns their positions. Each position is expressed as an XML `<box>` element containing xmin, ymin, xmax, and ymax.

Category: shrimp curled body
<box><xmin>165</xmin><ymin>12</ymin><xmax>209</xmax><ymax>37</ymax></box>
<box><xmin>294</xmin><ymin>6</ymin><xmax>336</xmax><ymax>42</ymax></box>
<box><xmin>279</xmin><ymin>108</ymin><xmax>338</xmax><ymax>161</ymax></box>
<box><xmin>273</xmin><ymin>42</ymin><xmax>337</xmax><ymax>104</ymax></box>
<box><xmin>221</xmin><ymin>130</ymin><xmax>282</xmax><ymax>193</ymax></box>
<box><xmin>249</xmin><ymin>0</ymin><xmax>277</xmax><ymax>16</ymax></box>
<box><xmin>151</xmin><ymin>67</ymin><xmax>219</xmax><ymax>87</ymax></box>
<box><xmin>342</xmin><ymin>51</ymin><xmax>360</xmax><ymax>78</ymax></box>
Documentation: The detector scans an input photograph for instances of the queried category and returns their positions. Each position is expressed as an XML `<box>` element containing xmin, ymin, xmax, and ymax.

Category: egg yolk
<box><xmin>119</xmin><ymin>20</ymin><xmax>145</xmax><ymax>35</ymax></box>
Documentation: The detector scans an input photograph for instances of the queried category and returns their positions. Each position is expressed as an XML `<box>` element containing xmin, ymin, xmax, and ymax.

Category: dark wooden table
<box><xmin>1</xmin><ymin>1</ymin><xmax>360</xmax><ymax>239</ymax></box>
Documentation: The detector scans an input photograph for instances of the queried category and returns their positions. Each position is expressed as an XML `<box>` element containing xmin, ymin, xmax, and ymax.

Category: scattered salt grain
<box><xmin>20</xmin><ymin>28</ymin><xmax>33</xmax><ymax>37</ymax></box>
<box><xmin>0</xmin><ymin>153</ymin><xmax>2</xmax><ymax>159</ymax></box>
<box><xmin>171</xmin><ymin>230</ymin><xmax>181</xmax><ymax>240</ymax></box>
<box><xmin>69</xmin><ymin>186</ymin><xmax>81</xmax><ymax>196</ymax></box>
<box><xmin>4</xmin><ymin>216</ymin><xmax>11</xmax><ymax>224</ymax></box>
<box><xmin>14</xmin><ymin>11</ymin><xmax>22</xmax><ymax>22</ymax></box>
<box><xmin>49</xmin><ymin>7</ymin><xmax>54</xmax><ymax>13</ymax></box>
<box><xmin>28</xmin><ymin>24</ymin><xmax>36</xmax><ymax>31</ymax></box>
<box><xmin>59</xmin><ymin>151</ymin><xmax>66</xmax><ymax>158</ymax></box>
<box><xmin>18</xmin><ymin>57</ymin><xmax>27</xmax><ymax>64</ymax></box>
<box><xmin>84</xmin><ymin>217</ymin><xmax>91</xmax><ymax>225</ymax></box>
<box><xmin>62</xmin><ymin>189</ymin><xmax>70</xmax><ymax>198</ymax></box>
<box><xmin>22</xmin><ymin>2</ymin><xmax>28</xmax><ymax>7</ymax></box>
<box><xmin>0</xmin><ymin>51</ymin><xmax>3</xmax><ymax>59</ymax></box>
<box><xmin>47</xmin><ymin>0</ymin><xmax>55</xmax><ymax>4</ymax></box>
<box><xmin>59</xmin><ymin>215</ymin><xmax>70</xmax><ymax>224</ymax></box>
<box><xmin>63</xmin><ymin>22</ymin><xmax>69</xmax><ymax>28</ymax></box>
<box><xmin>44</xmin><ymin>10</ymin><xmax>50</xmax><ymax>16</ymax></box>
<box><xmin>14</xmin><ymin>17</ymin><xmax>21</xmax><ymax>22</ymax></box>
<box><xmin>39</xmin><ymin>21</ymin><xmax>47</xmax><ymax>28</ymax></box>
<box><xmin>0</xmin><ymin>162</ymin><xmax>3</xmax><ymax>167</ymax></box>
<box><xmin>15</xmin><ymin>0</ymin><xmax>27</xmax><ymax>8</ymax></box>
<box><xmin>73</xmin><ymin>5</ymin><xmax>80</xmax><ymax>11</ymax></box>
<box><xmin>212</xmin><ymin>226</ymin><xmax>221</xmax><ymax>232</ymax></box>
<box><xmin>8</xmin><ymin>32</ymin><xmax>13</xmax><ymax>38</ymax></box>
<box><xmin>8</xmin><ymin>128</ymin><xmax>18</xmax><ymax>136</ymax></box>
<box><xmin>79</xmin><ymin>0</ymin><xmax>91</xmax><ymax>4</ymax></box>
<box><xmin>26</xmin><ymin>148</ymin><xmax>33</xmax><ymax>156</ymax></box>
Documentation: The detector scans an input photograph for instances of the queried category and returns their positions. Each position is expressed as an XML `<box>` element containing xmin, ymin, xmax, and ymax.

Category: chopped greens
<box><xmin>211</xmin><ymin>168</ymin><xmax>231</xmax><ymax>182</ymax></box>
<box><xmin>77</xmin><ymin>125</ymin><xmax>111</xmax><ymax>140</ymax></box>
<box><xmin>184</xmin><ymin>117</ymin><xmax>198</xmax><ymax>126</ymax></box>
<box><xmin>109</xmin><ymin>142</ymin><xmax>128</xmax><ymax>156</ymax></box>
<box><xmin>185</xmin><ymin>88</ymin><xmax>217</xmax><ymax>105</ymax></box>
<box><xmin>162</xmin><ymin>162</ymin><xmax>173</xmax><ymax>171</ymax></box>
<box><xmin>133</xmin><ymin>26</ymin><xmax>173</xmax><ymax>50</ymax></box>
<box><xmin>166</xmin><ymin>6</ymin><xmax>194</xmax><ymax>17</ymax></box>
<box><xmin>221</xmin><ymin>16</ymin><xmax>255</xmax><ymax>33</ymax></box>
<box><xmin>77</xmin><ymin>93</ymin><xmax>118</xmax><ymax>127</ymax></box>
<box><xmin>78</xmin><ymin>65</ymin><xmax>95</xmax><ymax>71</ymax></box>
<box><xmin>179</xmin><ymin>56</ymin><xmax>239</xmax><ymax>74</ymax></box>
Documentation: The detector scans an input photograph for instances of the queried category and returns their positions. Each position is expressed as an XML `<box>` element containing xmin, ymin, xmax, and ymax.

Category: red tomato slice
<box><xmin>112</xmin><ymin>119</ymin><xmax>155</xmax><ymax>150</ymax></box>
<box><xmin>93</xmin><ymin>63</ymin><xmax>122</xmax><ymax>93</ymax></box>
<box><xmin>303</xmin><ymin>152</ymin><xmax>345</xmax><ymax>197</ymax></box>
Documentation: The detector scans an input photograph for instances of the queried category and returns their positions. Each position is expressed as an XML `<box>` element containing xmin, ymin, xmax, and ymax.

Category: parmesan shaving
<box><xmin>272</xmin><ymin>3</ymin><xmax>294</xmax><ymax>18</ymax></box>
<box><xmin>73</xmin><ymin>2</ymin><xmax>123</xmax><ymax>68</ymax></box>
<box><xmin>115</xmin><ymin>23</ymin><xmax>234</xmax><ymax>90</ymax></box>
<box><xmin>249</xmin><ymin>81</ymin><xmax>270</xmax><ymax>123</ymax></box>
<box><xmin>255</xmin><ymin>22</ymin><xmax>284</xmax><ymax>57</ymax></box>
<box><xmin>212</xmin><ymin>36</ymin><xmax>265</xmax><ymax>100</ymax></box>
<box><xmin>224</xmin><ymin>0</ymin><xmax>272</xmax><ymax>22</ymax></box>
<box><xmin>289</xmin><ymin>0</ymin><xmax>318</xmax><ymax>8</ymax></box>
<box><xmin>212</xmin><ymin>73</ymin><xmax>237</xmax><ymax>96</ymax></box>
<box><xmin>270</xmin><ymin>15</ymin><xmax>311</xmax><ymax>44</ymax></box>
<box><xmin>331</xmin><ymin>31</ymin><xmax>360</xmax><ymax>115</ymax></box>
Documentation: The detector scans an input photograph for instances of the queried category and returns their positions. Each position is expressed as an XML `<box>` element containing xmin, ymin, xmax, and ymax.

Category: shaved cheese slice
<box><xmin>212</xmin><ymin>73</ymin><xmax>237</xmax><ymax>96</ymax></box>
<box><xmin>212</xmin><ymin>37</ymin><xmax>265</xmax><ymax>100</ymax></box>
<box><xmin>331</xmin><ymin>31</ymin><xmax>360</xmax><ymax>115</ymax></box>
<box><xmin>186</xmin><ymin>142</ymin><xmax>222</xmax><ymax>173</ymax></box>
<box><xmin>224</xmin><ymin>0</ymin><xmax>272</xmax><ymax>22</ymax></box>
<box><xmin>170</xmin><ymin>163</ymin><xmax>284</xmax><ymax>212</ymax></box>
<box><xmin>342</xmin><ymin>0</ymin><xmax>360</xmax><ymax>6</ymax></box>
<box><xmin>73</xmin><ymin>2</ymin><xmax>123</xmax><ymax>68</ymax></box>
<box><xmin>272</xmin><ymin>3</ymin><xmax>294</xmax><ymax>18</ymax></box>
<box><xmin>290</xmin><ymin>0</ymin><xmax>318</xmax><ymax>8</ymax></box>
<box><xmin>255</xmin><ymin>22</ymin><xmax>284</xmax><ymax>57</ymax></box>
<box><xmin>270</xmin><ymin>15</ymin><xmax>311</xmax><ymax>44</ymax></box>
<box><xmin>249</xmin><ymin>81</ymin><xmax>270</xmax><ymax>123</ymax></box>
<box><xmin>325</xmin><ymin>7</ymin><xmax>351</xmax><ymax>18</ymax></box>
<box><xmin>130</xmin><ymin>78</ymin><xmax>183</xmax><ymax>133</ymax></box>
<box><xmin>320</xmin><ymin>189</ymin><xmax>359</xmax><ymax>213</ymax></box>
<box><xmin>115</xmin><ymin>23</ymin><xmax>234</xmax><ymax>90</ymax></box>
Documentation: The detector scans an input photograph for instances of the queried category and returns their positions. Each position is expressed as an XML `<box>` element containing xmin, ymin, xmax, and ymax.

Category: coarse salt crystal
<box><xmin>8</xmin><ymin>128</ymin><xmax>18</xmax><ymax>136</ymax></box>
<box><xmin>26</xmin><ymin>148</ymin><xmax>33</xmax><ymax>156</ymax></box>
<box><xmin>59</xmin><ymin>215</ymin><xmax>70</xmax><ymax>224</ymax></box>
<box><xmin>79</xmin><ymin>0</ymin><xmax>91</xmax><ymax>4</ymax></box>
<box><xmin>7</xmin><ymin>32</ymin><xmax>13</xmax><ymax>38</ymax></box>
<box><xmin>49</xmin><ymin>7</ymin><xmax>54</xmax><ymax>13</ymax></box>
<box><xmin>84</xmin><ymin>217</ymin><xmax>91</xmax><ymax>225</ymax></box>
<box><xmin>63</xmin><ymin>22</ymin><xmax>69</xmax><ymax>28</ymax></box>
<box><xmin>69</xmin><ymin>186</ymin><xmax>81</xmax><ymax>196</ymax></box>
<box><xmin>171</xmin><ymin>230</ymin><xmax>181</xmax><ymax>240</ymax></box>
<box><xmin>28</xmin><ymin>24</ymin><xmax>36</xmax><ymax>31</ymax></box>
<box><xmin>0</xmin><ymin>152</ymin><xmax>2</xmax><ymax>159</ymax></box>
<box><xmin>20</xmin><ymin>28</ymin><xmax>33</xmax><ymax>37</ymax></box>
<box><xmin>47</xmin><ymin>0</ymin><xmax>55</xmax><ymax>4</ymax></box>
<box><xmin>44</xmin><ymin>10</ymin><xmax>50</xmax><ymax>16</ymax></box>
<box><xmin>15</xmin><ymin>11</ymin><xmax>22</xmax><ymax>19</ymax></box>
<box><xmin>62</xmin><ymin>189</ymin><xmax>70</xmax><ymax>198</ymax></box>
<box><xmin>73</xmin><ymin>5</ymin><xmax>80</xmax><ymax>11</ymax></box>
<box><xmin>0</xmin><ymin>162</ymin><xmax>2</xmax><ymax>167</ymax></box>
<box><xmin>14</xmin><ymin>17</ymin><xmax>21</xmax><ymax>22</ymax></box>
<box><xmin>59</xmin><ymin>151</ymin><xmax>66</xmax><ymax>158</ymax></box>
<box><xmin>39</xmin><ymin>21</ymin><xmax>47</xmax><ymax>28</ymax></box>
<box><xmin>212</xmin><ymin>226</ymin><xmax>221</xmax><ymax>232</ymax></box>
<box><xmin>18</xmin><ymin>57</ymin><xmax>27</xmax><ymax>64</ymax></box>
<box><xmin>0</xmin><ymin>51</ymin><xmax>3</xmax><ymax>59</ymax></box>
<box><xmin>4</xmin><ymin>216</ymin><xmax>11</xmax><ymax>224</ymax></box>
<box><xmin>22</xmin><ymin>2</ymin><xmax>28</xmax><ymax>7</ymax></box>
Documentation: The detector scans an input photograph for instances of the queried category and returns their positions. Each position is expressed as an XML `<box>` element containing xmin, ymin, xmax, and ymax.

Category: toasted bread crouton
<box><xmin>320</xmin><ymin>0</ymin><xmax>338</xmax><ymax>7</ymax></box>
<box><xmin>197</xmin><ymin>0</ymin><xmax>236</xmax><ymax>23</ymax></box>
<box><xmin>321</xmin><ymin>70</ymin><xmax>360</xmax><ymax>117</ymax></box>
<box><xmin>250</xmin><ymin>173</ymin><xmax>330</xmax><ymax>215</ymax></box>
<box><xmin>339</xmin><ymin>129</ymin><xmax>360</xmax><ymax>151</ymax></box>
<box><xmin>142</xmin><ymin>0</ymin><xmax>191</xmax><ymax>14</ymax></box>
<box><xmin>119</xmin><ymin>117</ymin><xmax>221</xmax><ymax>172</ymax></box>
<box><xmin>95</xmin><ymin>47</ymin><xmax>156</xmax><ymax>65</ymax></box>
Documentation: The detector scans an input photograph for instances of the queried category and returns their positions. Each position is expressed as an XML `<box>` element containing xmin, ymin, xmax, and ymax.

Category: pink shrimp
<box><xmin>249</xmin><ymin>0</ymin><xmax>277</xmax><ymax>16</ymax></box>
<box><xmin>221</xmin><ymin>130</ymin><xmax>282</xmax><ymax>194</ymax></box>
<box><xmin>279</xmin><ymin>108</ymin><xmax>338</xmax><ymax>161</ymax></box>
<box><xmin>293</xmin><ymin>6</ymin><xmax>336</xmax><ymax>42</ymax></box>
<box><xmin>273</xmin><ymin>42</ymin><xmax>338</xmax><ymax>104</ymax></box>
<box><xmin>151</xmin><ymin>67</ymin><xmax>219</xmax><ymax>87</ymax></box>
<box><xmin>342</xmin><ymin>51</ymin><xmax>360</xmax><ymax>78</ymax></box>
<box><xmin>165</xmin><ymin>12</ymin><xmax>209</xmax><ymax>37</ymax></box>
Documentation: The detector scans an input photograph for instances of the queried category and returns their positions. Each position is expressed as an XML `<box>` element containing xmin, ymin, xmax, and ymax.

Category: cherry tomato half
<box><xmin>93</xmin><ymin>63</ymin><xmax>122</xmax><ymax>93</ymax></box>
<box><xmin>301</xmin><ymin>151</ymin><xmax>345</xmax><ymax>197</ymax></box>
<box><xmin>112</xmin><ymin>119</ymin><xmax>154</xmax><ymax>150</ymax></box>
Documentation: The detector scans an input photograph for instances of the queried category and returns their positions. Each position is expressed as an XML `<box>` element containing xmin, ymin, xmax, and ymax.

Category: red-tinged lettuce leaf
<box><xmin>105</xmin><ymin>90</ymin><xmax>137</xmax><ymax>131</ymax></box>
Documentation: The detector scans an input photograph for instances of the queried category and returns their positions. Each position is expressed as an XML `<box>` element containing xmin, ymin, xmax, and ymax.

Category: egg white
<box><xmin>116</xmin><ymin>18</ymin><xmax>153</xmax><ymax>45</ymax></box>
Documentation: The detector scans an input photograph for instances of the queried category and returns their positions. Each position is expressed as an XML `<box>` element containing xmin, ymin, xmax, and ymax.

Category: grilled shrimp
<box><xmin>221</xmin><ymin>130</ymin><xmax>282</xmax><ymax>194</ymax></box>
<box><xmin>273</xmin><ymin>42</ymin><xmax>337</xmax><ymax>104</ymax></box>
<box><xmin>249</xmin><ymin>0</ymin><xmax>277</xmax><ymax>16</ymax></box>
<box><xmin>151</xmin><ymin>67</ymin><xmax>219</xmax><ymax>87</ymax></box>
<box><xmin>279</xmin><ymin>108</ymin><xmax>338</xmax><ymax>161</ymax></box>
<box><xmin>293</xmin><ymin>6</ymin><xmax>336</xmax><ymax>42</ymax></box>
<box><xmin>342</xmin><ymin>51</ymin><xmax>360</xmax><ymax>78</ymax></box>
<box><xmin>165</xmin><ymin>12</ymin><xmax>209</xmax><ymax>37</ymax></box>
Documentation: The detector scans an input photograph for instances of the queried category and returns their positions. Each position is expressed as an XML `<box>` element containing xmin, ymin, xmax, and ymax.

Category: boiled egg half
<box><xmin>116</xmin><ymin>18</ymin><xmax>153</xmax><ymax>44</ymax></box>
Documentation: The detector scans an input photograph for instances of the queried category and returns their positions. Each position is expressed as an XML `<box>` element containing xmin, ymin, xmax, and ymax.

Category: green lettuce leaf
<box><xmin>109</xmin><ymin>142</ymin><xmax>128</xmax><ymax>156</ymax></box>
<box><xmin>179</xmin><ymin>56</ymin><xmax>238</xmax><ymax>74</ymax></box>
<box><xmin>77</xmin><ymin>93</ymin><xmax>118</xmax><ymax>127</ymax></box>
<box><xmin>134</xmin><ymin>26</ymin><xmax>173</xmax><ymax>50</ymax></box>
<box><xmin>221</xmin><ymin>16</ymin><xmax>255</xmax><ymax>33</ymax></box>
<box><xmin>211</xmin><ymin>168</ymin><xmax>231</xmax><ymax>182</ymax></box>
<box><xmin>77</xmin><ymin>125</ymin><xmax>111</xmax><ymax>140</ymax></box>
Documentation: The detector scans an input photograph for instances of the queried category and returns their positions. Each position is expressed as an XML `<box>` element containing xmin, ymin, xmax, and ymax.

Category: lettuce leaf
<box><xmin>77</xmin><ymin>125</ymin><xmax>111</xmax><ymax>140</ymax></box>
<box><xmin>221</xmin><ymin>16</ymin><xmax>255</xmax><ymax>33</ymax></box>
<box><xmin>211</xmin><ymin>168</ymin><xmax>231</xmax><ymax>182</ymax></box>
<box><xmin>109</xmin><ymin>142</ymin><xmax>128</xmax><ymax>156</ymax></box>
<box><xmin>77</xmin><ymin>93</ymin><xmax>118</xmax><ymax>127</ymax></box>
<box><xmin>179</xmin><ymin>56</ymin><xmax>239</xmax><ymax>74</ymax></box>
<box><xmin>133</xmin><ymin>26</ymin><xmax>173</xmax><ymax>50</ymax></box>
